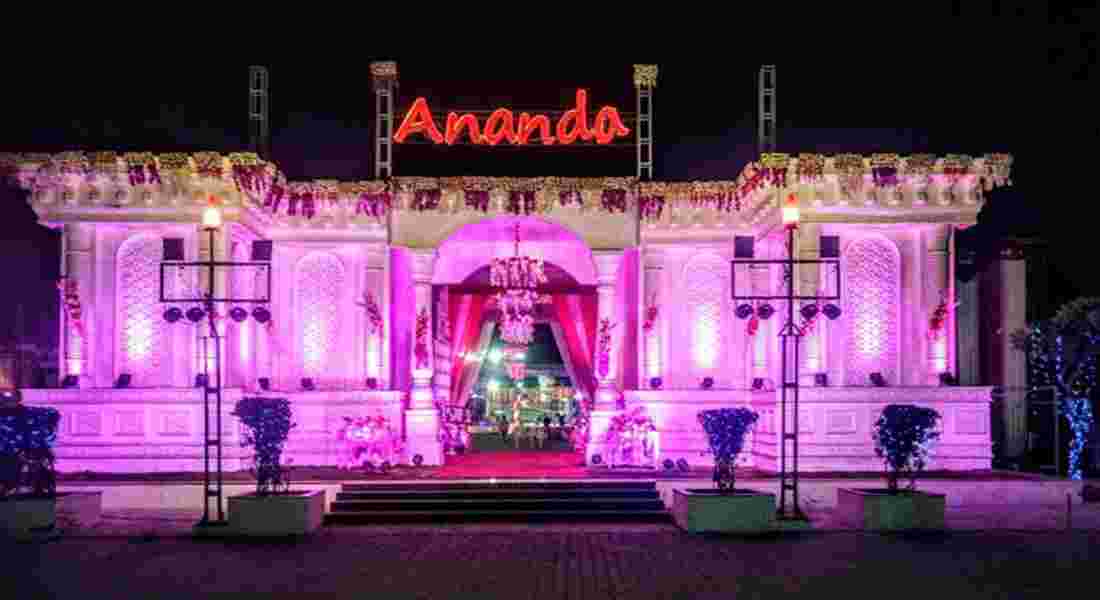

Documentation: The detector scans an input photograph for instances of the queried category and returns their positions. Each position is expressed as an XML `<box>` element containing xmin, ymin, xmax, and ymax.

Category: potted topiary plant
<box><xmin>228</xmin><ymin>397</ymin><xmax>324</xmax><ymax>536</ymax></box>
<box><xmin>672</xmin><ymin>407</ymin><xmax>774</xmax><ymax>533</ymax></box>
<box><xmin>1</xmin><ymin>404</ymin><xmax>101</xmax><ymax>538</ymax></box>
<box><xmin>837</xmin><ymin>404</ymin><xmax>946</xmax><ymax>531</ymax></box>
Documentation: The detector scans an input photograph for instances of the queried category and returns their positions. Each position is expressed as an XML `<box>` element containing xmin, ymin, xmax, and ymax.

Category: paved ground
<box><xmin>5</xmin><ymin>526</ymin><xmax>1096</xmax><ymax>597</ymax></box>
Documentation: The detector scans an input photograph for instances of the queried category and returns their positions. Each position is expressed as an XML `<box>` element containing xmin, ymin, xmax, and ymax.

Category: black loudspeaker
<box><xmin>734</xmin><ymin>236</ymin><xmax>755</xmax><ymax>259</ymax></box>
<box><xmin>115</xmin><ymin>373</ymin><xmax>132</xmax><ymax>389</ymax></box>
<box><xmin>251</xmin><ymin>240</ymin><xmax>273</xmax><ymax>261</ymax></box>
<box><xmin>163</xmin><ymin>238</ymin><xmax>185</xmax><ymax>261</ymax></box>
<box><xmin>820</xmin><ymin>235</ymin><xmax>840</xmax><ymax>258</ymax></box>
<box><xmin>61</xmin><ymin>375</ymin><xmax>79</xmax><ymax>388</ymax></box>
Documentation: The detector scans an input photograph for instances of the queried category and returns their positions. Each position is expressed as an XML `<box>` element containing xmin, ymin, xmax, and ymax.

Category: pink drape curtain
<box><xmin>449</xmin><ymin>293</ymin><xmax>489</xmax><ymax>400</ymax></box>
<box><xmin>551</xmin><ymin>293</ymin><xmax>598</xmax><ymax>403</ymax></box>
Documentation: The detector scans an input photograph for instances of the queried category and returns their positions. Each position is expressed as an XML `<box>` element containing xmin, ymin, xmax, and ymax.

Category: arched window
<box><xmin>843</xmin><ymin>236</ymin><xmax>900</xmax><ymax>385</ymax></box>
<box><xmin>116</xmin><ymin>234</ymin><xmax>165</xmax><ymax>386</ymax></box>
<box><xmin>683</xmin><ymin>253</ymin><xmax>727</xmax><ymax>377</ymax></box>
<box><xmin>296</xmin><ymin>251</ymin><xmax>345</xmax><ymax>384</ymax></box>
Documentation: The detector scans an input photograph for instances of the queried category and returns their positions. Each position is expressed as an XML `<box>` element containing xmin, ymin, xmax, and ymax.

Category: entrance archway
<box><xmin>432</xmin><ymin>217</ymin><xmax>600</xmax><ymax>473</ymax></box>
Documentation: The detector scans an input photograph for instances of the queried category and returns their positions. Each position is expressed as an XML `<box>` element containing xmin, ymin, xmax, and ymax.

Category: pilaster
<box><xmin>363</xmin><ymin>245</ymin><xmax>389</xmax><ymax>389</ymax></box>
<box><xmin>641</xmin><ymin>246</ymin><xmax>664</xmax><ymax>386</ymax></box>
<box><xmin>61</xmin><ymin>223</ymin><xmax>95</xmax><ymax>385</ymax></box>
<box><xmin>925</xmin><ymin>224</ymin><xmax>952</xmax><ymax>384</ymax></box>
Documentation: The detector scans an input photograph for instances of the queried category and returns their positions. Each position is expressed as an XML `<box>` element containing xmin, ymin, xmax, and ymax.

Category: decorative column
<box><xmin>998</xmin><ymin>245</ymin><xmax>1028</xmax><ymax>459</ymax></box>
<box><xmin>587</xmin><ymin>250</ymin><xmax>623</xmax><ymax>464</ymax></box>
<box><xmin>925</xmin><ymin>225</ymin><xmax>952</xmax><ymax>384</ymax></box>
<box><xmin>433</xmin><ymin>286</ymin><xmax>452</xmax><ymax>410</ymax></box>
<box><xmin>363</xmin><ymin>245</ymin><xmax>388</xmax><ymax>389</ymax></box>
<box><xmin>405</xmin><ymin>249</ymin><xmax>442</xmax><ymax>465</ymax></box>
<box><xmin>642</xmin><ymin>246</ymin><xmax>663</xmax><ymax>386</ymax></box>
<box><xmin>796</xmin><ymin>223</ymin><xmax>821</xmax><ymax>385</ymax></box>
<box><xmin>61</xmin><ymin>224</ymin><xmax>94</xmax><ymax>385</ymax></box>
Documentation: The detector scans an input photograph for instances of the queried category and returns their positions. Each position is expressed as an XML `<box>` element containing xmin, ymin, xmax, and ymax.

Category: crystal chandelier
<box><xmin>492</xmin><ymin>223</ymin><xmax>549</xmax><ymax>345</ymax></box>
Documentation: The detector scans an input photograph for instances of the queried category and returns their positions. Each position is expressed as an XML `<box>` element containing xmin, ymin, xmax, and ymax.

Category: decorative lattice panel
<box><xmin>683</xmin><ymin>253</ymin><xmax>726</xmax><ymax>374</ymax></box>
<box><xmin>844</xmin><ymin>237</ymin><xmax>899</xmax><ymax>385</ymax></box>
<box><xmin>296</xmin><ymin>252</ymin><xmax>344</xmax><ymax>380</ymax></box>
<box><xmin>116</xmin><ymin>234</ymin><xmax>165</xmax><ymax>385</ymax></box>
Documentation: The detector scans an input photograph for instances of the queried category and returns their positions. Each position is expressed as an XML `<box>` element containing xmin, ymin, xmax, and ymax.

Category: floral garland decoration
<box><xmin>941</xmin><ymin>154</ymin><xmax>972</xmax><ymax>187</ymax></box>
<box><xmin>759</xmin><ymin>153</ymin><xmax>789</xmax><ymax>188</ymax></box>
<box><xmin>192</xmin><ymin>152</ymin><xmax>224</xmax><ymax>178</ymax></box>
<box><xmin>797</xmin><ymin>153</ymin><xmax>825</xmax><ymax>184</ymax></box>
<box><xmin>91</xmin><ymin>151</ymin><xmax>119</xmax><ymax>179</ymax></box>
<box><xmin>983</xmin><ymin>153</ymin><xmax>1013</xmax><ymax>187</ymax></box>
<box><xmin>123</xmin><ymin>152</ymin><xmax>160</xmax><ymax>186</ymax></box>
<box><xmin>833</xmin><ymin>154</ymin><xmax>865</xmax><ymax>198</ymax></box>
<box><xmin>229</xmin><ymin>152</ymin><xmax>269</xmax><ymax>197</ymax></box>
<box><xmin>57</xmin><ymin>278</ymin><xmax>85</xmax><ymax>336</ymax></box>
<box><xmin>414</xmin><ymin>307</ymin><xmax>430</xmax><ymax>369</ymax></box>
<box><xmin>597</xmin><ymin>318</ymin><xmax>615</xmax><ymax>378</ymax></box>
<box><xmin>871</xmin><ymin>153</ymin><xmax>900</xmax><ymax>188</ymax></box>
<box><xmin>55</xmin><ymin>151</ymin><xmax>88</xmax><ymax>176</ymax></box>
<box><xmin>928</xmin><ymin>291</ymin><xmax>955</xmax><ymax>339</ymax></box>
<box><xmin>642</xmin><ymin>294</ymin><xmax>659</xmax><ymax>335</ymax></box>
<box><xmin>157</xmin><ymin>153</ymin><xmax>192</xmax><ymax>179</ymax></box>
<box><xmin>357</xmin><ymin>291</ymin><xmax>384</xmax><ymax>335</ymax></box>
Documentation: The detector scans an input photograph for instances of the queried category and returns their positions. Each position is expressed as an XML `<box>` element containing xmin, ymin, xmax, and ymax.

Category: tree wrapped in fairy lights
<box><xmin>697</xmin><ymin>408</ymin><xmax>759</xmax><ymax>493</ymax></box>
<box><xmin>1012</xmin><ymin>297</ymin><xmax>1100</xmax><ymax>480</ymax></box>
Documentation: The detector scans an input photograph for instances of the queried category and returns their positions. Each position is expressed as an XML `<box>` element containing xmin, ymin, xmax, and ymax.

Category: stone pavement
<box><xmin>6</xmin><ymin>526</ymin><xmax>1097</xmax><ymax>597</ymax></box>
<box><xmin>50</xmin><ymin>500</ymin><xmax>1100</xmax><ymax>538</ymax></box>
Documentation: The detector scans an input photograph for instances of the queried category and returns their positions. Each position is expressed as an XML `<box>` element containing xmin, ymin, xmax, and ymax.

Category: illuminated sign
<box><xmin>393</xmin><ymin>89</ymin><xmax>630</xmax><ymax>146</ymax></box>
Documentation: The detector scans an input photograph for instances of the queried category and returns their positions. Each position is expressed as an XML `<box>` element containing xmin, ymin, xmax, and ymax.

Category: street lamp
<box><xmin>159</xmin><ymin>195</ymin><xmax>273</xmax><ymax>530</ymax></box>
<box><xmin>731</xmin><ymin>192</ymin><xmax>842</xmax><ymax>521</ymax></box>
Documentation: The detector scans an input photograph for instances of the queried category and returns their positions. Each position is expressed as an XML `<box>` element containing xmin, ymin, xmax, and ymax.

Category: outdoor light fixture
<box><xmin>228</xmin><ymin>307</ymin><xmax>248</xmax><ymax>323</ymax></box>
<box><xmin>195</xmin><ymin>374</ymin><xmax>208</xmax><ymax>388</ymax></box>
<box><xmin>800</xmin><ymin>304</ymin><xmax>819</xmax><ymax>321</ymax></box>
<box><xmin>489</xmin><ymin>349</ymin><xmax>504</xmax><ymax>364</ymax></box>
<box><xmin>756</xmin><ymin>303</ymin><xmax>775</xmax><ymax>320</ymax></box>
<box><xmin>251</xmin><ymin>306</ymin><xmax>271</xmax><ymax>324</ymax></box>
<box><xmin>202</xmin><ymin>200</ymin><xmax>223</xmax><ymax>230</ymax></box>
<box><xmin>186</xmin><ymin>307</ymin><xmax>206</xmax><ymax>323</ymax></box>
<box><xmin>735</xmin><ymin>303</ymin><xmax>755</xmax><ymax>320</ymax></box>
<box><xmin>822</xmin><ymin>303</ymin><xmax>842</xmax><ymax>320</ymax></box>
<box><xmin>869</xmin><ymin>372</ymin><xmax>887</xmax><ymax>387</ymax></box>
<box><xmin>781</xmin><ymin>193</ymin><xmax>800</xmax><ymax>228</ymax></box>
<box><xmin>258</xmin><ymin>377</ymin><xmax>270</xmax><ymax>391</ymax></box>
<box><xmin>752</xmin><ymin>378</ymin><xmax>765</xmax><ymax>391</ymax></box>
<box><xmin>301</xmin><ymin>378</ymin><xmax>315</xmax><ymax>391</ymax></box>
<box><xmin>163</xmin><ymin>307</ymin><xmax>183</xmax><ymax>323</ymax></box>
<box><xmin>61</xmin><ymin>375</ymin><xmax>79</xmax><ymax>388</ymax></box>
<box><xmin>114</xmin><ymin>374</ymin><xmax>132</xmax><ymax>389</ymax></box>
<box><xmin>939</xmin><ymin>372</ymin><xmax>957</xmax><ymax>386</ymax></box>
<box><xmin>814</xmin><ymin>373</ymin><xmax>828</xmax><ymax>387</ymax></box>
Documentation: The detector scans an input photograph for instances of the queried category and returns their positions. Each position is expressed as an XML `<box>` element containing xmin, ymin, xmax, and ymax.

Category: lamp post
<box><xmin>731</xmin><ymin>193</ymin><xmax>842</xmax><ymax>520</ymax></box>
<box><xmin>160</xmin><ymin>197</ymin><xmax>272</xmax><ymax>529</ymax></box>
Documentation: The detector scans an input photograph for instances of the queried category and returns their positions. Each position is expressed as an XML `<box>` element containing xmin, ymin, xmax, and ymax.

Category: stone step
<box><xmin>324</xmin><ymin>509</ymin><xmax>672</xmax><ymax>524</ymax></box>
<box><xmin>330</xmin><ymin>498</ymin><xmax>666</xmax><ymax>512</ymax></box>
<box><xmin>335</xmin><ymin>488</ymin><xmax>660</xmax><ymax>501</ymax></box>
<box><xmin>339</xmin><ymin>480</ymin><xmax>657</xmax><ymax>492</ymax></box>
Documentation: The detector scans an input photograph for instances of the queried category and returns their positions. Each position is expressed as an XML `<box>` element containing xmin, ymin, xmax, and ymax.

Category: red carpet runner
<box><xmin>438</xmin><ymin>451</ymin><xmax>588</xmax><ymax>479</ymax></box>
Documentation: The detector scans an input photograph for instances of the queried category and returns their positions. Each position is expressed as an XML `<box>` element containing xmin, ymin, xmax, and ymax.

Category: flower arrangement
<box><xmin>357</xmin><ymin>291</ymin><xmax>384</xmax><ymax>336</ymax></box>
<box><xmin>597</xmin><ymin>318</ymin><xmax>615</xmax><ymax>378</ymax></box>
<box><xmin>0</xmin><ymin>405</ymin><xmax>60</xmax><ymax>498</ymax></box>
<box><xmin>642</xmin><ymin>296</ymin><xmax>659</xmax><ymax>335</ymax></box>
<box><xmin>414</xmin><ymin>308</ymin><xmax>430</xmax><ymax>370</ymax></box>
<box><xmin>57</xmin><ymin>278</ymin><xmax>85</xmax><ymax>336</ymax></box>
<box><xmin>697</xmin><ymin>407</ymin><xmax>759</xmax><ymax>493</ymax></box>
<box><xmin>928</xmin><ymin>292</ymin><xmax>956</xmax><ymax>340</ymax></box>
<box><xmin>338</xmin><ymin>413</ymin><xmax>403</xmax><ymax>469</ymax></box>
<box><xmin>231</xmin><ymin>396</ymin><xmax>296</xmax><ymax>495</ymax></box>
<box><xmin>872</xmin><ymin>404</ymin><xmax>941</xmax><ymax>493</ymax></box>
<box><xmin>603</xmin><ymin>406</ymin><xmax>658</xmax><ymax>467</ymax></box>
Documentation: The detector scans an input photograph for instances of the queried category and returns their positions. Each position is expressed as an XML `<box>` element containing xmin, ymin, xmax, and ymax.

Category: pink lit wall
<box><xmin>389</xmin><ymin>246</ymin><xmax>413</xmax><ymax>394</ymax></box>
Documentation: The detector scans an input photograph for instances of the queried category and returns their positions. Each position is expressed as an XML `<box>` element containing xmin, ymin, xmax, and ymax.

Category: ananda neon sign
<box><xmin>393</xmin><ymin>89</ymin><xmax>630</xmax><ymax>146</ymax></box>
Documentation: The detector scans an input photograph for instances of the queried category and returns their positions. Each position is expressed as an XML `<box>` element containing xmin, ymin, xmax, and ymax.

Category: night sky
<box><xmin>1</xmin><ymin>9</ymin><xmax>1095</xmax><ymax>351</ymax></box>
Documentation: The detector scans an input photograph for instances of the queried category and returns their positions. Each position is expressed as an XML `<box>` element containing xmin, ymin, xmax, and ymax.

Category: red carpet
<box><xmin>438</xmin><ymin>451</ymin><xmax>588</xmax><ymax>478</ymax></box>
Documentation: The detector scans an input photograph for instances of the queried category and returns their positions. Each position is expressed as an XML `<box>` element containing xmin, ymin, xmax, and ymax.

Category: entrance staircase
<box><xmin>324</xmin><ymin>480</ymin><xmax>670</xmax><ymax>524</ymax></box>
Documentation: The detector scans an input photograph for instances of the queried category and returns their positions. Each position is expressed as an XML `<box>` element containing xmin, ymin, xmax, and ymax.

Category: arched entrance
<box><xmin>432</xmin><ymin>217</ymin><xmax>600</xmax><ymax>475</ymax></box>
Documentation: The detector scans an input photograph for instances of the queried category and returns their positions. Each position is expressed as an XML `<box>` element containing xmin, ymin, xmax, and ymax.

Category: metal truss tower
<box><xmin>758</xmin><ymin>65</ymin><xmax>776</xmax><ymax>155</ymax></box>
<box><xmin>248</xmin><ymin>66</ymin><xmax>270</xmax><ymax>159</ymax></box>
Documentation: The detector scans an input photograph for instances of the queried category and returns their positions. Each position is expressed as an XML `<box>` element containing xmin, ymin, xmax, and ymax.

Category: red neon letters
<box><xmin>393</xmin><ymin>89</ymin><xmax>630</xmax><ymax>146</ymax></box>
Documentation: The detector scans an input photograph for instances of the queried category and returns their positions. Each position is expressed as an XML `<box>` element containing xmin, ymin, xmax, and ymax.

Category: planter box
<box><xmin>836</xmin><ymin>488</ymin><xmax>946</xmax><ymax>531</ymax></box>
<box><xmin>672</xmin><ymin>488</ymin><xmax>776</xmax><ymax>534</ymax></box>
<box><xmin>0</xmin><ymin>491</ymin><xmax>102</xmax><ymax>536</ymax></box>
<box><xmin>228</xmin><ymin>489</ymin><xmax>325</xmax><ymax>536</ymax></box>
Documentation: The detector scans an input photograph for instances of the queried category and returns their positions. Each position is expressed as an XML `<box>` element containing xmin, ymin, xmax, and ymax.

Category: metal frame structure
<box><xmin>372</xmin><ymin>62</ymin><xmax>397</xmax><ymax>179</ymax></box>
<box><xmin>731</xmin><ymin>225</ymin><xmax>841</xmax><ymax>520</ymax></box>
<box><xmin>635</xmin><ymin>73</ymin><xmax>655</xmax><ymax>180</ymax></box>
<box><xmin>248</xmin><ymin>66</ymin><xmax>270</xmax><ymax>160</ymax></box>
<box><xmin>159</xmin><ymin>228</ymin><xmax>272</xmax><ymax>528</ymax></box>
<box><xmin>758</xmin><ymin>65</ymin><xmax>776</xmax><ymax>155</ymax></box>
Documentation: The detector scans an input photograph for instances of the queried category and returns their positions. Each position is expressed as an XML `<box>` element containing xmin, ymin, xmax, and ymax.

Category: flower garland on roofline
<box><xmin>797</xmin><ymin>153</ymin><xmax>825</xmax><ymax>183</ymax></box>
<box><xmin>871</xmin><ymin>153</ymin><xmax>900</xmax><ymax>188</ymax></box>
